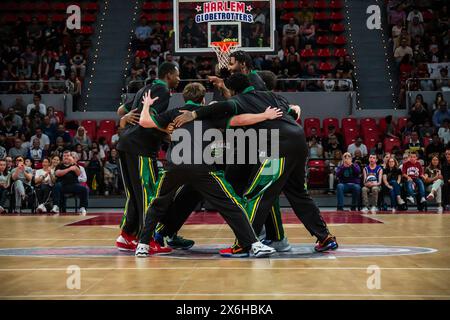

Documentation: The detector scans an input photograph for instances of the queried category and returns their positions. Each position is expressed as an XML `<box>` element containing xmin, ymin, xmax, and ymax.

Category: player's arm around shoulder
<box><xmin>229</xmin><ymin>106</ymin><xmax>283</xmax><ymax>127</ymax></box>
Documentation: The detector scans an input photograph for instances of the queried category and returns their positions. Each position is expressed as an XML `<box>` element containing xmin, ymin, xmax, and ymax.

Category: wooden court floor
<box><xmin>0</xmin><ymin>211</ymin><xmax>449</xmax><ymax>300</ymax></box>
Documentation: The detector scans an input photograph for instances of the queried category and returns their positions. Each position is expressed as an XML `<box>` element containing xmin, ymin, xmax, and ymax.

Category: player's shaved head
<box><xmin>226</xmin><ymin>73</ymin><xmax>251</xmax><ymax>94</ymax></box>
<box><xmin>257</xmin><ymin>70</ymin><xmax>277</xmax><ymax>91</ymax></box>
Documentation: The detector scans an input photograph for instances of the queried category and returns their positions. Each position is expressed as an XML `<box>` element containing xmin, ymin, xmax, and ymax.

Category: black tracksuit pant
<box><xmin>248</xmin><ymin>137</ymin><xmax>330</xmax><ymax>243</ymax></box>
<box><xmin>139</xmin><ymin>166</ymin><xmax>258</xmax><ymax>248</ymax></box>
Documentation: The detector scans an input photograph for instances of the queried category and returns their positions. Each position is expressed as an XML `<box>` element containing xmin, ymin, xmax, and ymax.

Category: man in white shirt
<box><xmin>253</xmin><ymin>8</ymin><xmax>266</xmax><ymax>25</ymax></box>
<box><xmin>406</xmin><ymin>8</ymin><xmax>423</xmax><ymax>24</ymax></box>
<box><xmin>71</xmin><ymin>152</ymin><xmax>87</xmax><ymax>184</ymax></box>
<box><xmin>282</xmin><ymin>18</ymin><xmax>300</xmax><ymax>50</ymax></box>
<box><xmin>394</xmin><ymin>38</ymin><xmax>413</xmax><ymax>63</ymax></box>
<box><xmin>26</xmin><ymin>93</ymin><xmax>47</xmax><ymax>117</ymax></box>
<box><xmin>438</xmin><ymin>119</ymin><xmax>450</xmax><ymax>145</ymax></box>
<box><xmin>347</xmin><ymin>137</ymin><xmax>368</xmax><ymax>157</ymax></box>
<box><xmin>30</xmin><ymin>128</ymin><xmax>50</xmax><ymax>151</ymax></box>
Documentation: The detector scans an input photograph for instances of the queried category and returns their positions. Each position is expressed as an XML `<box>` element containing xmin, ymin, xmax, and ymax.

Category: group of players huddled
<box><xmin>115</xmin><ymin>51</ymin><xmax>338</xmax><ymax>258</ymax></box>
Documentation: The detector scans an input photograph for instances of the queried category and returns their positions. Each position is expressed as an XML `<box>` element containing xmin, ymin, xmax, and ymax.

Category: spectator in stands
<box><xmin>50</xmin><ymin>136</ymin><xmax>65</xmax><ymax>159</ymax></box>
<box><xmin>408</xmin><ymin>16</ymin><xmax>424</xmax><ymax>38</ymax></box>
<box><xmin>181</xmin><ymin>18</ymin><xmax>203</xmax><ymax>48</ymax></box>
<box><xmin>5</xmin><ymin>156</ymin><xmax>13</xmax><ymax>172</ymax></box>
<box><xmin>66</xmin><ymin>71</ymin><xmax>81</xmax><ymax>110</ymax></box>
<box><xmin>47</xmin><ymin>107</ymin><xmax>59</xmax><ymax>125</ymax></box>
<box><xmin>322</xmin><ymin>73</ymin><xmax>336</xmax><ymax>92</ymax></box>
<box><xmin>54</xmin><ymin>124</ymin><xmax>71</xmax><ymax>147</ymax></box>
<box><xmin>348</xmin><ymin>137</ymin><xmax>368</xmax><ymax>158</ymax></box>
<box><xmin>302</xmin><ymin>64</ymin><xmax>321</xmax><ymax>91</ymax></box>
<box><xmin>8</xmin><ymin>138</ymin><xmax>27</xmax><ymax>158</ymax></box>
<box><xmin>336</xmin><ymin>152</ymin><xmax>361</xmax><ymax>211</ymax></box>
<box><xmin>150</xmin><ymin>22</ymin><xmax>165</xmax><ymax>44</ymax></box>
<box><xmin>16</xmin><ymin>57</ymin><xmax>31</xmax><ymax>79</ymax></box>
<box><xmin>50</xmin><ymin>154</ymin><xmax>60</xmax><ymax>170</ymax></box>
<box><xmin>1</xmin><ymin>116</ymin><xmax>19</xmax><ymax>138</ymax></box>
<box><xmin>0</xmin><ymin>143</ymin><xmax>6</xmax><ymax>159</ymax></box>
<box><xmin>326</xmin><ymin>124</ymin><xmax>344</xmax><ymax>146</ymax></box>
<box><xmin>69</xmin><ymin>43</ymin><xmax>86</xmax><ymax>78</ymax></box>
<box><xmin>432</xmin><ymin>100</ymin><xmax>450</xmax><ymax>128</ymax></box>
<box><xmin>405</xmin><ymin>131</ymin><xmax>424</xmax><ymax>157</ymax></box>
<box><xmin>26</xmin><ymin>93</ymin><xmax>46</xmax><ymax>117</ymax></box>
<box><xmin>392</xmin><ymin>20</ymin><xmax>403</xmax><ymax>45</ymax></box>
<box><xmin>282</xmin><ymin>18</ymin><xmax>300</xmax><ymax>51</ymax></box>
<box><xmin>74</xmin><ymin>144</ymin><xmax>88</xmax><ymax>162</ymax></box>
<box><xmin>432</xmin><ymin>92</ymin><xmax>446</xmax><ymax>112</ymax></box>
<box><xmin>111</xmin><ymin>127</ymin><xmax>121</xmax><ymax>147</ymax></box>
<box><xmin>425</xmin><ymin>133</ymin><xmax>445</xmax><ymax>160</ymax></box>
<box><xmin>361</xmin><ymin>154</ymin><xmax>383</xmax><ymax>214</ymax></box>
<box><xmin>296</xmin><ymin>3</ymin><xmax>314</xmax><ymax>25</ymax></box>
<box><xmin>104</xmin><ymin>148</ymin><xmax>121</xmax><ymax>196</ymax></box>
<box><xmin>442</xmin><ymin>149</ymin><xmax>450</xmax><ymax>211</ymax></box>
<box><xmin>394</xmin><ymin>38</ymin><xmax>413</xmax><ymax>64</ymax></box>
<box><xmin>383</xmin><ymin>157</ymin><xmax>405</xmax><ymax>212</ymax></box>
<box><xmin>41</xmin><ymin>116</ymin><xmax>56</xmax><ymax>143</ymax></box>
<box><xmin>419</xmin><ymin>119</ymin><xmax>434</xmax><ymax>139</ymax></box>
<box><xmin>10</xmin><ymin>97</ymin><xmax>26</xmax><ymax>117</ymax></box>
<box><xmin>86</xmin><ymin>147</ymin><xmax>103</xmax><ymax>195</ymax></box>
<box><xmin>26</xmin><ymin>17</ymin><xmax>42</xmax><ymax>44</ymax></box>
<box><xmin>438</xmin><ymin>119</ymin><xmax>450</xmax><ymax>145</ymax></box>
<box><xmin>130</xmin><ymin>56</ymin><xmax>146</xmax><ymax>78</ymax></box>
<box><xmin>42</xmin><ymin>17</ymin><xmax>58</xmax><ymax>50</ymax></box>
<box><xmin>11</xmin><ymin>156</ymin><xmax>33</xmax><ymax>212</ymax></box>
<box><xmin>327</xmin><ymin>149</ymin><xmax>343</xmax><ymax>194</ymax></box>
<box><xmin>125</xmin><ymin>69</ymin><xmax>144</xmax><ymax>93</ymax></box>
<box><xmin>384</xmin><ymin>115</ymin><xmax>398</xmax><ymax>138</ymax></box>
<box><xmin>28</xmin><ymin>137</ymin><xmax>44</xmax><ymax>162</ymax></box>
<box><xmin>72</xmin><ymin>126</ymin><xmax>91</xmax><ymax>152</ymax></box>
<box><xmin>324</xmin><ymin>135</ymin><xmax>343</xmax><ymax>158</ymax></box>
<box><xmin>307</xmin><ymin>127</ymin><xmax>322</xmax><ymax>144</ymax></box>
<box><xmin>98</xmin><ymin>137</ymin><xmax>110</xmax><ymax>161</ymax></box>
<box><xmin>28</xmin><ymin>72</ymin><xmax>43</xmax><ymax>94</ymax></box>
<box><xmin>70</xmin><ymin>152</ymin><xmax>87</xmax><ymax>188</ymax></box>
<box><xmin>52</xmin><ymin>151</ymin><xmax>88</xmax><ymax>215</ymax></box>
<box><xmin>424</xmin><ymin>155</ymin><xmax>444</xmax><ymax>213</ymax></box>
<box><xmin>435</xmin><ymin>67</ymin><xmax>450</xmax><ymax>91</ymax></box>
<box><xmin>48</xmin><ymin>69</ymin><xmax>66</xmax><ymax>94</ymax></box>
<box><xmin>300</xmin><ymin>21</ymin><xmax>316</xmax><ymax>48</ymax></box>
<box><xmin>402</xmin><ymin>151</ymin><xmax>427</xmax><ymax>205</ymax></box>
<box><xmin>34</xmin><ymin>158</ymin><xmax>55</xmax><ymax>213</ymax></box>
<box><xmin>308</xmin><ymin>136</ymin><xmax>323</xmax><ymax>159</ymax></box>
<box><xmin>133</xmin><ymin>17</ymin><xmax>152</xmax><ymax>50</ymax></box>
<box><xmin>30</xmin><ymin>127</ymin><xmax>50</xmax><ymax>151</ymax></box>
<box><xmin>410</xmin><ymin>95</ymin><xmax>430</xmax><ymax>126</ymax></box>
<box><xmin>197</xmin><ymin>59</ymin><xmax>213</xmax><ymax>79</ymax></box>
<box><xmin>0</xmin><ymin>159</ymin><xmax>9</xmax><ymax>213</ymax></box>
<box><xmin>14</xmin><ymin>73</ymin><xmax>28</xmax><ymax>94</ymax></box>
<box><xmin>420</xmin><ymin>72</ymin><xmax>435</xmax><ymax>91</ymax></box>
<box><xmin>389</xmin><ymin>4</ymin><xmax>406</xmax><ymax>27</ymax></box>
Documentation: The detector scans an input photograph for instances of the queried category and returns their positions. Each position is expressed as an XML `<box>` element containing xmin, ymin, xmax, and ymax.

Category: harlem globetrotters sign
<box><xmin>194</xmin><ymin>1</ymin><xmax>254</xmax><ymax>23</ymax></box>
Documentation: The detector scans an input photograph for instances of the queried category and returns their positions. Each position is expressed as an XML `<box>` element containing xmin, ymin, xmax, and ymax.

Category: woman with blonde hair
<box><xmin>424</xmin><ymin>155</ymin><xmax>444</xmax><ymax>213</ymax></box>
<box><xmin>72</xmin><ymin>126</ymin><xmax>92</xmax><ymax>151</ymax></box>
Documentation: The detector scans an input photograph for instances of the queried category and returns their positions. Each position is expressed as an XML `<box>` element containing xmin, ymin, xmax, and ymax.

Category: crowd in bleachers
<box><xmin>304</xmin><ymin>95</ymin><xmax>450</xmax><ymax>212</ymax></box>
<box><xmin>387</xmin><ymin>0</ymin><xmax>449</xmax><ymax>106</ymax></box>
<box><xmin>126</xmin><ymin>0</ymin><xmax>353</xmax><ymax>93</ymax></box>
<box><xmin>0</xmin><ymin>92</ymin><xmax>121</xmax><ymax>213</ymax></box>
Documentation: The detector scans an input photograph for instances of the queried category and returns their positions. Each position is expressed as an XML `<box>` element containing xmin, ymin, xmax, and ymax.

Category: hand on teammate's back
<box><xmin>174</xmin><ymin>110</ymin><xmax>195</xmax><ymax>127</ymax></box>
<box><xmin>264</xmin><ymin>106</ymin><xmax>283</xmax><ymax>120</ymax></box>
<box><xmin>124</xmin><ymin>109</ymin><xmax>140</xmax><ymax>126</ymax></box>
<box><xmin>208</xmin><ymin>76</ymin><xmax>225</xmax><ymax>89</ymax></box>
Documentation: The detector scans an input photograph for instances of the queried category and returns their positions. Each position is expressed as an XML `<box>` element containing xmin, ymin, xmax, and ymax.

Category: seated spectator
<box><xmin>70</xmin><ymin>152</ymin><xmax>87</xmax><ymax>187</ymax></box>
<box><xmin>327</xmin><ymin>149</ymin><xmax>343</xmax><ymax>194</ymax></box>
<box><xmin>308</xmin><ymin>136</ymin><xmax>323</xmax><ymax>159</ymax></box>
<box><xmin>300</xmin><ymin>21</ymin><xmax>316</xmax><ymax>48</ymax></box>
<box><xmin>72</xmin><ymin>126</ymin><xmax>91</xmax><ymax>151</ymax></box>
<box><xmin>86</xmin><ymin>148</ymin><xmax>104</xmax><ymax>194</ymax></box>
<box><xmin>324</xmin><ymin>135</ymin><xmax>343</xmax><ymax>158</ymax></box>
<box><xmin>0</xmin><ymin>143</ymin><xmax>6</xmax><ymax>159</ymax></box>
<box><xmin>0</xmin><ymin>159</ymin><xmax>10</xmax><ymax>213</ymax></box>
<box><xmin>28</xmin><ymin>137</ymin><xmax>44</xmax><ymax>161</ymax></box>
<box><xmin>111</xmin><ymin>127</ymin><xmax>121</xmax><ymax>147</ymax></box>
<box><xmin>8</xmin><ymin>138</ymin><xmax>28</xmax><ymax>158</ymax></box>
<box><xmin>432</xmin><ymin>100</ymin><xmax>450</xmax><ymax>128</ymax></box>
<box><xmin>424</xmin><ymin>155</ymin><xmax>444</xmax><ymax>213</ymax></box>
<box><xmin>50</xmin><ymin>136</ymin><xmax>66</xmax><ymax>159</ymax></box>
<box><xmin>335</xmin><ymin>152</ymin><xmax>361</xmax><ymax>211</ymax></box>
<box><xmin>1</xmin><ymin>116</ymin><xmax>20</xmax><ymax>138</ymax></box>
<box><xmin>104</xmin><ymin>148</ymin><xmax>121</xmax><ymax>195</ymax></box>
<box><xmin>5</xmin><ymin>156</ymin><xmax>13</xmax><ymax>171</ymax></box>
<box><xmin>402</xmin><ymin>151</ymin><xmax>427</xmax><ymax>205</ymax></box>
<box><xmin>34</xmin><ymin>158</ymin><xmax>55</xmax><ymax>213</ymax></box>
<box><xmin>48</xmin><ymin>69</ymin><xmax>66</xmax><ymax>94</ymax></box>
<box><xmin>282</xmin><ymin>18</ymin><xmax>300</xmax><ymax>51</ymax></box>
<box><xmin>133</xmin><ymin>17</ymin><xmax>152</xmax><ymax>50</ymax></box>
<box><xmin>419</xmin><ymin>119</ymin><xmax>434</xmax><ymax>139</ymax></box>
<box><xmin>10</xmin><ymin>156</ymin><xmax>33</xmax><ymax>212</ymax></box>
<box><xmin>307</xmin><ymin>127</ymin><xmax>322</xmax><ymax>144</ymax></box>
<box><xmin>432</xmin><ymin>92</ymin><xmax>446</xmax><ymax>113</ymax></box>
<box><xmin>98</xmin><ymin>137</ymin><xmax>110</xmax><ymax>161</ymax></box>
<box><xmin>361</xmin><ymin>154</ymin><xmax>383</xmax><ymax>214</ymax></box>
<box><xmin>7</xmin><ymin>108</ymin><xmax>23</xmax><ymax>128</ymax></box>
<box><xmin>50</xmin><ymin>155</ymin><xmax>60</xmax><ymax>172</ymax></box>
<box><xmin>26</xmin><ymin>93</ymin><xmax>46</xmax><ymax>117</ymax></box>
<box><xmin>370</xmin><ymin>141</ymin><xmax>385</xmax><ymax>160</ymax></box>
<box><xmin>74</xmin><ymin>143</ymin><xmax>88</xmax><ymax>162</ymax></box>
<box><xmin>47</xmin><ymin>107</ymin><xmax>60</xmax><ymax>125</ymax></box>
<box><xmin>30</xmin><ymin>128</ymin><xmax>50</xmax><ymax>151</ymax></box>
<box><xmin>41</xmin><ymin>116</ymin><xmax>56</xmax><ymax>142</ymax></box>
<box><xmin>425</xmin><ymin>133</ymin><xmax>445</xmax><ymax>160</ymax></box>
<box><xmin>10</xmin><ymin>97</ymin><xmax>26</xmax><ymax>116</ymax></box>
<box><xmin>52</xmin><ymin>151</ymin><xmax>88</xmax><ymax>215</ymax></box>
<box><xmin>384</xmin><ymin>115</ymin><xmax>398</xmax><ymax>138</ymax></box>
<box><xmin>441</xmin><ymin>149</ymin><xmax>450</xmax><ymax>211</ymax></box>
<box><xmin>405</xmin><ymin>131</ymin><xmax>424</xmax><ymax>157</ymax></box>
<box><xmin>383</xmin><ymin>157</ymin><xmax>405</xmax><ymax>212</ymax></box>
<box><xmin>438</xmin><ymin>119</ymin><xmax>450</xmax><ymax>145</ymax></box>
<box><xmin>409</xmin><ymin>96</ymin><xmax>429</xmax><ymax>127</ymax></box>
<box><xmin>326</xmin><ymin>124</ymin><xmax>344</xmax><ymax>146</ymax></box>
<box><xmin>394</xmin><ymin>38</ymin><xmax>413</xmax><ymax>64</ymax></box>
<box><xmin>70</xmin><ymin>43</ymin><xmax>86</xmax><ymax>78</ymax></box>
<box><xmin>347</xmin><ymin>137</ymin><xmax>368</xmax><ymax>157</ymax></box>
<box><xmin>54</xmin><ymin>124</ymin><xmax>72</xmax><ymax>147</ymax></box>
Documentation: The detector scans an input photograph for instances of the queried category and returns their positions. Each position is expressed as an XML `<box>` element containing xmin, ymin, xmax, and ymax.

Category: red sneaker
<box><xmin>149</xmin><ymin>239</ymin><xmax>172</xmax><ymax>254</ymax></box>
<box><xmin>116</xmin><ymin>231</ymin><xmax>138</xmax><ymax>252</ymax></box>
<box><xmin>219</xmin><ymin>245</ymin><xmax>249</xmax><ymax>258</ymax></box>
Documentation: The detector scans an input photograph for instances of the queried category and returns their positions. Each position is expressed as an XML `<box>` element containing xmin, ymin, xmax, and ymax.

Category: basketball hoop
<box><xmin>210</xmin><ymin>40</ymin><xmax>240</xmax><ymax>70</ymax></box>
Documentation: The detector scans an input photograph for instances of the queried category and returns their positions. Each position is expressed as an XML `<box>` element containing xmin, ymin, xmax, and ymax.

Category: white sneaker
<box><xmin>392</xmin><ymin>208</ymin><xmax>396</xmax><ymax>213</ymax></box>
<box><xmin>80</xmin><ymin>207</ymin><xmax>87</xmax><ymax>216</ymax></box>
<box><xmin>406</xmin><ymin>196</ymin><xmax>415</xmax><ymax>204</ymax></box>
<box><xmin>420</xmin><ymin>197</ymin><xmax>427</xmax><ymax>204</ymax></box>
<box><xmin>36</xmin><ymin>204</ymin><xmax>47</xmax><ymax>213</ymax></box>
<box><xmin>135</xmin><ymin>243</ymin><xmax>151</xmax><ymax>257</ymax></box>
<box><xmin>426</xmin><ymin>193</ymin><xmax>435</xmax><ymax>201</ymax></box>
<box><xmin>251</xmin><ymin>242</ymin><xmax>276</xmax><ymax>258</ymax></box>
<box><xmin>51</xmin><ymin>205</ymin><xmax>59</xmax><ymax>213</ymax></box>
<box><xmin>437</xmin><ymin>206</ymin><xmax>443</xmax><ymax>214</ymax></box>
<box><xmin>0</xmin><ymin>206</ymin><xmax>5</xmax><ymax>214</ymax></box>
<box><xmin>370</xmin><ymin>206</ymin><xmax>378</xmax><ymax>214</ymax></box>
<box><xmin>397</xmin><ymin>197</ymin><xmax>405</xmax><ymax>205</ymax></box>
<box><xmin>361</xmin><ymin>207</ymin><xmax>369</xmax><ymax>214</ymax></box>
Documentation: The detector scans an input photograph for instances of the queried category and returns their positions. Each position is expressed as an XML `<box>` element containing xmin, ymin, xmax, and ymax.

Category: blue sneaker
<box><xmin>314</xmin><ymin>235</ymin><xmax>338</xmax><ymax>252</ymax></box>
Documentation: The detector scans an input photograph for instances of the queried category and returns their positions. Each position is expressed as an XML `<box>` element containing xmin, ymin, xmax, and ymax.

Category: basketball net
<box><xmin>210</xmin><ymin>40</ymin><xmax>240</xmax><ymax>70</ymax></box>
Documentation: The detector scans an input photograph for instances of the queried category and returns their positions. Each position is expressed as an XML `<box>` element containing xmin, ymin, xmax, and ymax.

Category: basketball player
<box><xmin>115</xmin><ymin>62</ymin><xmax>194</xmax><ymax>252</ymax></box>
<box><xmin>174</xmin><ymin>73</ymin><xmax>338</xmax><ymax>254</ymax></box>
<box><xmin>135</xmin><ymin>83</ymin><xmax>278</xmax><ymax>258</ymax></box>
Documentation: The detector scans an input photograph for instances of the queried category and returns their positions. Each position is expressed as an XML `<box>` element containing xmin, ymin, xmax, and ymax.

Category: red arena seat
<box><xmin>317</xmin><ymin>48</ymin><xmax>331</xmax><ymax>58</ymax></box>
<box><xmin>81</xmin><ymin>120</ymin><xmax>97</xmax><ymax>140</ymax></box>
<box><xmin>397</xmin><ymin>117</ymin><xmax>409</xmax><ymax>132</ymax></box>
<box><xmin>307</xmin><ymin>160</ymin><xmax>328</xmax><ymax>188</ymax></box>
<box><xmin>97</xmin><ymin>129</ymin><xmax>113</xmax><ymax>145</ymax></box>
<box><xmin>99</xmin><ymin>120</ymin><xmax>116</xmax><ymax>132</ymax></box>
<box><xmin>304</xmin><ymin>118</ymin><xmax>321</xmax><ymax>136</ymax></box>
<box><xmin>341</xmin><ymin>117</ymin><xmax>358</xmax><ymax>129</ymax></box>
<box><xmin>384</xmin><ymin>138</ymin><xmax>401</xmax><ymax>153</ymax></box>
<box><xmin>331</xmin><ymin>23</ymin><xmax>345</xmax><ymax>33</ymax></box>
<box><xmin>323</xmin><ymin>118</ymin><xmax>340</xmax><ymax>135</ymax></box>
<box><xmin>330</xmin><ymin>0</ymin><xmax>344</xmax><ymax>9</ymax></box>
<box><xmin>360</xmin><ymin>117</ymin><xmax>377</xmax><ymax>128</ymax></box>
